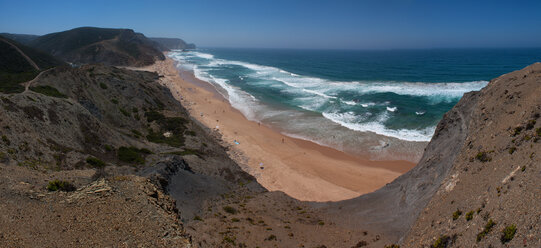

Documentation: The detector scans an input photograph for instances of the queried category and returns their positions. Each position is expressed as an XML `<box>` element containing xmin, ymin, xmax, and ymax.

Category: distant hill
<box><xmin>28</xmin><ymin>27</ymin><xmax>165</xmax><ymax>66</ymax></box>
<box><xmin>0</xmin><ymin>33</ymin><xmax>39</xmax><ymax>45</ymax></box>
<box><xmin>0</xmin><ymin>35</ymin><xmax>65</xmax><ymax>93</ymax></box>
<box><xmin>150</xmin><ymin>37</ymin><xmax>196</xmax><ymax>51</ymax></box>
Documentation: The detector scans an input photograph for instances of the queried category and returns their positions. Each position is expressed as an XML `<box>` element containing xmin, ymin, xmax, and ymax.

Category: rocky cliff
<box><xmin>150</xmin><ymin>37</ymin><xmax>196</xmax><ymax>51</ymax></box>
<box><xmin>403</xmin><ymin>63</ymin><xmax>541</xmax><ymax>247</ymax></box>
<box><xmin>316</xmin><ymin>63</ymin><xmax>541</xmax><ymax>247</ymax></box>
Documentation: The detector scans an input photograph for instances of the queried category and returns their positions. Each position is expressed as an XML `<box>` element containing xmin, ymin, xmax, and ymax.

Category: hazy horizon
<box><xmin>1</xmin><ymin>0</ymin><xmax>541</xmax><ymax>49</ymax></box>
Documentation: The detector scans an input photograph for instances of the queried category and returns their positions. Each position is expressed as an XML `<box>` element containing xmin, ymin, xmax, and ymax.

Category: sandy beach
<box><xmin>135</xmin><ymin>57</ymin><xmax>416</xmax><ymax>202</ymax></box>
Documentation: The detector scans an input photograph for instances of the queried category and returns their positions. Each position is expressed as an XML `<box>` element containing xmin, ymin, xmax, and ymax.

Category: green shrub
<box><xmin>536</xmin><ymin>127</ymin><xmax>541</xmax><ymax>136</ymax></box>
<box><xmin>47</xmin><ymin>180</ymin><xmax>76</xmax><ymax>192</ymax></box>
<box><xmin>223</xmin><ymin>235</ymin><xmax>235</xmax><ymax>244</ymax></box>
<box><xmin>117</xmin><ymin>146</ymin><xmax>145</xmax><ymax>164</ymax></box>
<box><xmin>231</xmin><ymin>218</ymin><xmax>240</xmax><ymax>222</ymax></box>
<box><xmin>104</xmin><ymin>145</ymin><xmax>113</xmax><ymax>151</ymax></box>
<box><xmin>432</xmin><ymin>235</ymin><xmax>450</xmax><ymax>248</ymax></box>
<box><xmin>223</xmin><ymin>206</ymin><xmax>237</xmax><ymax>214</ymax></box>
<box><xmin>1</xmin><ymin>135</ymin><xmax>10</xmax><ymax>145</ymax></box>
<box><xmin>131</xmin><ymin>129</ymin><xmax>142</xmax><ymax>137</ymax></box>
<box><xmin>318</xmin><ymin>221</ymin><xmax>325</xmax><ymax>225</ymax></box>
<box><xmin>145</xmin><ymin>110</ymin><xmax>165</xmax><ymax>122</ymax></box>
<box><xmin>465</xmin><ymin>211</ymin><xmax>474</xmax><ymax>221</ymax></box>
<box><xmin>512</xmin><ymin>126</ymin><xmax>523</xmax><ymax>136</ymax></box>
<box><xmin>193</xmin><ymin>215</ymin><xmax>202</xmax><ymax>221</ymax></box>
<box><xmin>111</xmin><ymin>99</ymin><xmax>119</xmax><ymax>104</ymax></box>
<box><xmin>119</xmin><ymin>108</ymin><xmax>130</xmax><ymax>117</ymax></box>
<box><xmin>477</xmin><ymin>219</ymin><xmax>496</xmax><ymax>242</ymax></box>
<box><xmin>265</xmin><ymin>234</ymin><xmax>277</xmax><ymax>241</ymax></box>
<box><xmin>384</xmin><ymin>245</ymin><xmax>400</xmax><ymax>248</ymax></box>
<box><xmin>452</xmin><ymin>209</ymin><xmax>462</xmax><ymax>220</ymax></box>
<box><xmin>526</xmin><ymin>120</ymin><xmax>536</xmax><ymax>130</ymax></box>
<box><xmin>30</xmin><ymin>85</ymin><xmax>67</xmax><ymax>98</ymax></box>
<box><xmin>500</xmin><ymin>224</ymin><xmax>516</xmax><ymax>243</ymax></box>
<box><xmin>0</xmin><ymin>71</ymin><xmax>38</xmax><ymax>93</ymax></box>
<box><xmin>475</xmin><ymin>151</ymin><xmax>491</xmax><ymax>162</ymax></box>
<box><xmin>508</xmin><ymin>147</ymin><xmax>516</xmax><ymax>154</ymax></box>
<box><xmin>86</xmin><ymin>156</ymin><xmax>105</xmax><ymax>168</ymax></box>
<box><xmin>99</xmin><ymin>82</ymin><xmax>108</xmax><ymax>89</ymax></box>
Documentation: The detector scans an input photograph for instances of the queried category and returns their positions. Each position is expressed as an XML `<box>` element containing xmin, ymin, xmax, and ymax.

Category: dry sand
<box><xmin>134</xmin><ymin>57</ymin><xmax>416</xmax><ymax>202</ymax></box>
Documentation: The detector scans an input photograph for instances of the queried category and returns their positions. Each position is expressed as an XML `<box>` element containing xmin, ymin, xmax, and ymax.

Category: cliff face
<box><xmin>317</xmin><ymin>63</ymin><xmax>541</xmax><ymax>247</ymax></box>
<box><xmin>150</xmin><ymin>37</ymin><xmax>196</xmax><ymax>51</ymax></box>
<box><xmin>403</xmin><ymin>63</ymin><xmax>541</xmax><ymax>247</ymax></box>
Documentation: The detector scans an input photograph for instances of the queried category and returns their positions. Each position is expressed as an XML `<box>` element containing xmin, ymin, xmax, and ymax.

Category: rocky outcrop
<box><xmin>150</xmin><ymin>37</ymin><xmax>196</xmax><ymax>51</ymax></box>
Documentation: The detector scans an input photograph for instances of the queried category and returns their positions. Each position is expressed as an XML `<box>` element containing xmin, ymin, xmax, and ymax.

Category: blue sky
<box><xmin>1</xmin><ymin>0</ymin><xmax>540</xmax><ymax>49</ymax></box>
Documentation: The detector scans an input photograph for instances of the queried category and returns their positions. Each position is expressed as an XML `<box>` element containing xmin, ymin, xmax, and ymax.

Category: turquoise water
<box><xmin>169</xmin><ymin>48</ymin><xmax>541</xmax><ymax>161</ymax></box>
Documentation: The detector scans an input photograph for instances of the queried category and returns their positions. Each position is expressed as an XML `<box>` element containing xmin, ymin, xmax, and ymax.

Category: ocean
<box><xmin>169</xmin><ymin>48</ymin><xmax>541</xmax><ymax>161</ymax></box>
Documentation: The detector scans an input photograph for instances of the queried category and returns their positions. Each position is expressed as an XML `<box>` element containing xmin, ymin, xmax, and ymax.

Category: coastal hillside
<box><xmin>0</xmin><ymin>58</ymin><xmax>384</xmax><ymax>247</ymax></box>
<box><xmin>318</xmin><ymin>63</ymin><xmax>541</xmax><ymax>247</ymax></box>
<box><xmin>27</xmin><ymin>27</ymin><xmax>165</xmax><ymax>66</ymax></box>
<box><xmin>0</xmin><ymin>62</ymin><xmax>250</xmax><ymax>246</ymax></box>
<box><xmin>0</xmin><ymin>33</ymin><xmax>39</xmax><ymax>45</ymax></box>
<box><xmin>150</xmin><ymin>37</ymin><xmax>196</xmax><ymax>51</ymax></box>
<box><xmin>0</xmin><ymin>35</ymin><xmax>65</xmax><ymax>93</ymax></box>
<box><xmin>403</xmin><ymin>63</ymin><xmax>541</xmax><ymax>247</ymax></box>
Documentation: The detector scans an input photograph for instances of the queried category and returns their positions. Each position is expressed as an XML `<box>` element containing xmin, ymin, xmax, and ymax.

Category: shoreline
<box><xmin>135</xmin><ymin>56</ymin><xmax>416</xmax><ymax>202</ymax></box>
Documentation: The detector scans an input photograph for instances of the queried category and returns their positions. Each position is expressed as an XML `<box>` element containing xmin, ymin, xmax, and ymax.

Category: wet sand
<box><xmin>134</xmin><ymin>57</ymin><xmax>416</xmax><ymax>202</ymax></box>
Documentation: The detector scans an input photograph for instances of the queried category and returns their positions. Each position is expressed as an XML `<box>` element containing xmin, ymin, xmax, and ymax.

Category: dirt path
<box><xmin>23</xmin><ymin>69</ymin><xmax>52</xmax><ymax>93</ymax></box>
<box><xmin>0</xmin><ymin>37</ymin><xmax>40</xmax><ymax>70</ymax></box>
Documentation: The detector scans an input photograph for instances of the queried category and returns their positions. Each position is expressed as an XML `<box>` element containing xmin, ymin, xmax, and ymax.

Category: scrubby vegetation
<box><xmin>465</xmin><ymin>210</ymin><xmax>474</xmax><ymax>221</ymax></box>
<box><xmin>452</xmin><ymin>209</ymin><xmax>462</xmax><ymax>220</ymax></box>
<box><xmin>512</xmin><ymin>126</ymin><xmax>523</xmax><ymax>136</ymax></box>
<box><xmin>500</xmin><ymin>224</ymin><xmax>516</xmax><ymax>243</ymax></box>
<box><xmin>119</xmin><ymin>107</ymin><xmax>130</xmax><ymax>117</ymax></box>
<box><xmin>30</xmin><ymin>85</ymin><xmax>67</xmax><ymax>98</ymax></box>
<box><xmin>117</xmin><ymin>146</ymin><xmax>151</xmax><ymax>164</ymax></box>
<box><xmin>145</xmin><ymin>110</ymin><xmax>188</xmax><ymax>147</ymax></box>
<box><xmin>526</xmin><ymin>120</ymin><xmax>536</xmax><ymax>130</ymax></box>
<box><xmin>475</xmin><ymin>151</ymin><xmax>491</xmax><ymax>162</ymax></box>
<box><xmin>1</xmin><ymin>135</ymin><xmax>10</xmax><ymax>145</ymax></box>
<box><xmin>47</xmin><ymin>180</ymin><xmax>76</xmax><ymax>192</ymax></box>
<box><xmin>223</xmin><ymin>206</ymin><xmax>237</xmax><ymax>214</ymax></box>
<box><xmin>265</xmin><ymin>234</ymin><xmax>277</xmax><ymax>241</ymax></box>
<box><xmin>508</xmin><ymin>147</ymin><xmax>516</xmax><ymax>154</ymax></box>
<box><xmin>432</xmin><ymin>235</ymin><xmax>450</xmax><ymax>248</ymax></box>
<box><xmin>86</xmin><ymin>156</ymin><xmax>105</xmax><ymax>168</ymax></box>
<box><xmin>0</xmin><ymin>71</ymin><xmax>36</xmax><ymax>93</ymax></box>
<box><xmin>0</xmin><ymin>36</ymin><xmax>64</xmax><ymax>93</ymax></box>
<box><xmin>477</xmin><ymin>219</ymin><xmax>496</xmax><ymax>242</ymax></box>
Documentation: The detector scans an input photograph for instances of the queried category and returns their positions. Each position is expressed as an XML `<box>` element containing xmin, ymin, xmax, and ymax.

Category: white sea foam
<box><xmin>416</xmin><ymin>111</ymin><xmax>426</xmax><ymax>115</ymax></box>
<box><xmin>361</xmin><ymin>102</ymin><xmax>376</xmax><ymax>107</ymax></box>
<box><xmin>168</xmin><ymin>50</ymin><xmax>483</xmax><ymax>142</ymax></box>
<box><xmin>191</xmin><ymin>52</ymin><xmax>215</xmax><ymax>60</ymax></box>
<box><xmin>322</xmin><ymin>112</ymin><xmax>435</xmax><ymax>142</ymax></box>
<box><xmin>386</xmin><ymin>106</ymin><xmax>398</xmax><ymax>112</ymax></box>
